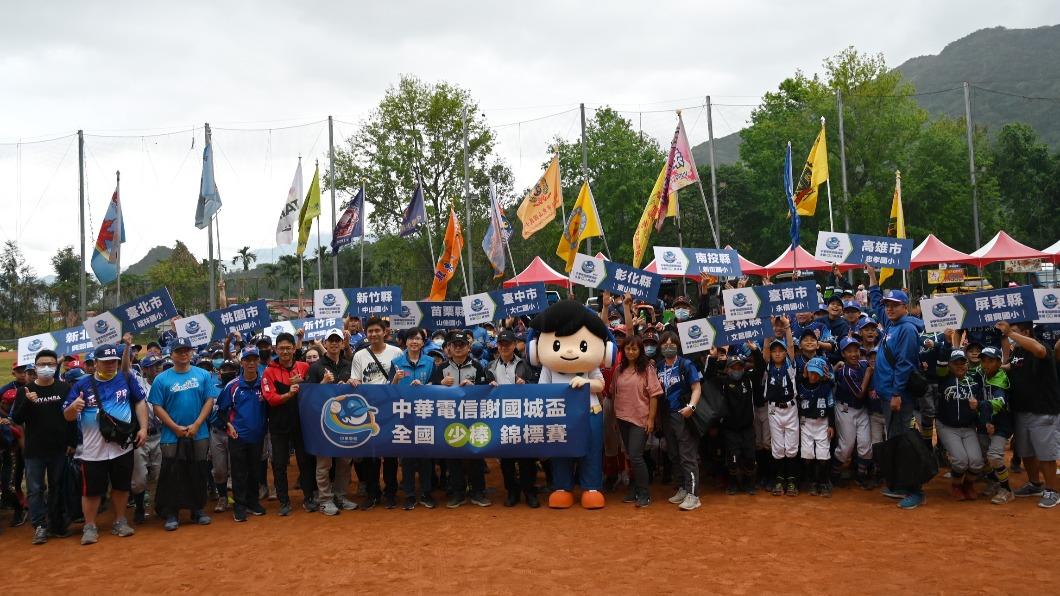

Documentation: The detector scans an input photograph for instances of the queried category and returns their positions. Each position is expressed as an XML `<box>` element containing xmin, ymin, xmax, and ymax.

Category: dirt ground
<box><xmin>3</xmin><ymin>458</ymin><xmax>1059</xmax><ymax>596</ymax></box>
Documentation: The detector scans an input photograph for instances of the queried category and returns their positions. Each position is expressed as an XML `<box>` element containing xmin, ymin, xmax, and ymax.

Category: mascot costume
<box><xmin>528</xmin><ymin>300</ymin><xmax>614</xmax><ymax>509</ymax></box>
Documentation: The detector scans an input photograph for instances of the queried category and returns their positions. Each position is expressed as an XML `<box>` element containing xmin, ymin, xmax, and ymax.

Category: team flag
<box><xmin>632</xmin><ymin>164</ymin><xmax>675</xmax><ymax>267</ymax></box>
<box><xmin>429</xmin><ymin>208</ymin><xmax>464</xmax><ymax>301</ymax></box>
<box><xmin>878</xmin><ymin>170</ymin><xmax>906</xmax><ymax>286</ymax></box>
<box><xmin>296</xmin><ymin>164</ymin><xmax>321</xmax><ymax>256</ymax></box>
<box><xmin>194</xmin><ymin>139</ymin><xmax>222</xmax><ymax>229</ymax></box>
<box><xmin>656</xmin><ymin>118</ymin><xmax>698</xmax><ymax>231</ymax></box>
<box><xmin>91</xmin><ymin>180</ymin><xmax>125</xmax><ymax>285</ymax></box>
<box><xmin>332</xmin><ymin>185</ymin><xmax>364</xmax><ymax>254</ymax></box>
<box><xmin>275</xmin><ymin>160</ymin><xmax>303</xmax><ymax>246</ymax></box>
<box><xmin>785</xmin><ymin>142</ymin><xmax>800</xmax><ymax>251</ymax></box>
<box><xmin>516</xmin><ymin>155</ymin><xmax>563</xmax><ymax>239</ymax></box>
<box><xmin>400</xmin><ymin>182</ymin><xmax>427</xmax><ymax>238</ymax></box>
<box><xmin>556</xmin><ymin>182</ymin><xmax>603</xmax><ymax>272</ymax></box>
<box><xmin>482</xmin><ymin>179</ymin><xmax>507</xmax><ymax>278</ymax></box>
<box><xmin>792</xmin><ymin>124</ymin><xmax>829</xmax><ymax>217</ymax></box>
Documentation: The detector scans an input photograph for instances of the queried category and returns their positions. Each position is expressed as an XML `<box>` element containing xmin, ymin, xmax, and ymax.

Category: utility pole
<box><xmin>206</xmin><ymin>123</ymin><xmax>216</xmax><ymax>311</ymax></box>
<box><xmin>963</xmin><ymin>82</ymin><xmax>981</xmax><ymax>249</ymax></box>
<box><xmin>463</xmin><ymin>107</ymin><xmax>473</xmax><ymax>293</ymax></box>
<box><xmin>78</xmin><ymin>130</ymin><xmax>86</xmax><ymax>321</ymax></box>
<box><xmin>328</xmin><ymin>116</ymin><xmax>338</xmax><ymax>287</ymax></box>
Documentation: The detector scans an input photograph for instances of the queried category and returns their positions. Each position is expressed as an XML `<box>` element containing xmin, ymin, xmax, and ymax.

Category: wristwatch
<box><xmin>688</xmin><ymin>404</ymin><xmax>697</xmax><ymax>412</ymax></box>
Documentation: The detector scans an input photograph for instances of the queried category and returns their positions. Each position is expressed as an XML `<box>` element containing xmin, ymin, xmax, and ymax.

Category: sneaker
<box><xmin>214</xmin><ymin>499</ymin><xmax>227</xmax><ymax>513</ymax></box>
<box><xmin>809</xmin><ymin>483</ymin><xmax>820</xmax><ymax>497</ymax></box>
<box><xmin>785</xmin><ymin>480</ymin><xmax>798</xmax><ymax>497</ymax></box>
<box><xmin>81</xmin><ymin>524</ymin><xmax>99</xmax><ymax>545</ymax></box>
<box><xmin>991</xmin><ymin>488</ymin><xmax>1014</xmax><ymax>505</ymax></box>
<box><xmin>248</xmin><ymin>505</ymin><xmax>266</xmax><ymax>516</ymax></box>
<box><xmin>772</xmin><ymin>481</ymin><xmax>784</xmax><ymax>496</ymax></box>
<box><xmin>278</xmin><ymin>502</ymin><xmax>292</xmax><ymax>516</ymax></box>
<box><xmin>403</xmin><ymin>496</ymin><xmax>417</xmax><ymax>511</ymax></box>
<box><xmin>1038</xmin><ymin>489</ymin><xmax>1059</xmax><ymax>509</ymax></box>
<box><xmin>337</xmin><ymin>497</ymin><xmax>358</xmax><ymax>511</ymax></box>
<box><xmin>32</xmin><ymin>526</ymin><xmax>49</xmax><ymax>545</ymax></box>
<box><xmin>360</xmin><ymin>497</ymin><xmax>378</xmax><ymax>511</ymax></box>
<box><xmin>820</xmin><ymin>483</ymin><xmax>832</xmax><ymax>498</ymax></box>
<box><xmin>233</xmin><ymin>508</ymin><xmax>247</xmax><ymax>523</ymax></box>
<box><xmin>111</xmin><ymin>519</ymin><xmax>135</xmax><ymax>537</ymax></box>
<box><xmin>525</xmin><ymin>492</ymin><xmax>540</xmax><ymax>509</ymax></box>
<box><xmin>678</xmin><ymin>494</ymin><xmax>701</xmax><ymax>511</ymax></box>
<box><xmin>320</xmin><ymin>501</ymin><xmax>339</xmax><ymax>516</ymax></box>
<box><xmin>447</xmin><ymin>495</ymin><xmax>467</xmax><ymax>509</ymax></box>
<box><xmin>268</xmin><ymin>486</ymin><xmax>277</xmax><ymax>501</ymax></box>
<box><xmin>9</xmin><ymin>510</ymin><xmax>26</xmax><ymax>527</ymax></box>
<box><xmin>1013</xmin><ymin>482</ymin><xmax>1044</xmax><ymax>498</ymax></box>
<box><xmin>621</xmin><ymin>489</ymin><xmax>636</xmax><ymax>504</ymax></box>
<box><xmin>48</xmin><ymin>528</ymin><xmax>72</xmax><ymax>539</ymax></box>
<box><xmin>302</xmin><ymin>498</ymin><xmax>318</xmax><ymax>513</ymax></box>
<box><xmin>635</xmin><ymin>493</ymin><xmax>651</xmax><ymax>508</ymax></box>
<box><xmin>897</xmin><ymin>492</ymin><xmax>925</xmax><ymax>510</ymax></box>
<box><xmin>258</xmin><ymin>485</ymin><xmax>269</xmax><ymax>501</ymax></box>
<box><xmin>384</xmin><ymin>494</ymin><xmax>398</xmax><ymax>510</ymax></box>
<box><xmin>191</xmin><ymin>511</ymin><xmax>212</xmax><ymax>525</ymax></box>
<box><xmin>668</xmin><ymin>488</ymin><xmax>688</xmax><ymax>504</ymax></box>
<box><xmin>881</xmin><ymin>487</ymin><xmax>906</xmax><ymax>499</ymax></box>
<box><xmin>979</xmin><ymin>482</ymin><xmax>1000</xmax><ymax>498</ymax></box>
<box><xmin>163</xmin><ymin>517</ymin><xmax>179</xmax><ymax>531</ymax></box>
<box><xmin>469</xmin><ymin>492</ymin><xmax>492</xmax><ymax>507</ymax></box>
<box><xmin>419</xmin><ymin>495</ymin><xmax>437</xmax><ymax>509</ymax></box>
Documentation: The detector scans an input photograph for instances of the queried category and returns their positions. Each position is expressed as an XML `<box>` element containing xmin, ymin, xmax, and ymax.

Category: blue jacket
<box><xmin>869</xmin><ymin>285</ymin><xmax>925</xmax><ymax>404</ymax></box>
<box><xmin>216</xmin><ymin>375</ymin><xmax>268</xmax><ymax>444</ymax></box>
<box><xmin>391</xmin><ymin>350</ymin><xmax>435</xmax><ymax>386</ymax></box>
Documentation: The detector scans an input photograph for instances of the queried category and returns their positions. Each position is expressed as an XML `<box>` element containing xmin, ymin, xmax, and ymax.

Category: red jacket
<box><xmin>261</xmin><ymin>360</ymin><xmax>309</xmax><ymax>433</ymax></box>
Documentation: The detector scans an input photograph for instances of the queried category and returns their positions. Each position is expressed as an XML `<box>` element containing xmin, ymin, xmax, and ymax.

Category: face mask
<box><xmin>219</xmin><ymin>371</ymin><xmax>238</xmax><ymax>385</ymax></box>
<box><xmin>212</xmin><ymin>358</ymin><xmax>224</xmax><ymax>369</ymax></box>
<box><xmin>644</xmin><ymin>345</ymin><xmax>658</xmax><ymax>357</ymax></box>
<box><xmin>432</xmin><ymin>339</ymin><xmax>445</xmax><ymax>347</ymax></box>
<box><xmin>674</xmin><ymin>308</ymin><xmax>690</xmax><ymax>321</ymax></box>
<box><xmin>610</xmin><ymin>319</ymin><xmax>621</xmax><ymax>327</ymax></box>
<box><xmin>96</xmin><ymin>370</ymin><xmax>117</xmax><ymax>382</ymax></box>
<box><xmin>728</xmin><ymin>370</ymin><xmax>745</xmax><ymax>381</ymax></box>
<box><xmin>36</xmin><ymin>366</ymin><xmax>57</xmax><ymax>379</ymax></box>
<box><xmin>661</xmin><ymin>346</ymin><xmax>679</xmax><ymax>359</ymax></box>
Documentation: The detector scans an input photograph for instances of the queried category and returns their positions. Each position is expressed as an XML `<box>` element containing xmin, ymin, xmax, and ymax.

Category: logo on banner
<box><xmin>321</xmin><ymin>394</ymin><xmax>380</xmax><ymax>448</ymax></box>
<box><xmin>581</xmin><ymin>259</ymin><xmax>596</xmax><ymax>274</ymax></box>
<box><xmin>400</xmin><ymin>304</ymin><xmax>411</xmax><ymax>317</ymax></box>
<box><xmin>271</xmin><ymin>325</ymin><xmax>285</xmax><ymax>335</ymax></box>
<box><xmin>733</xmin><ymin>294</ymin><xmax>747</xmax><ymax>308</ymax></box>
<box><xmin>932</xmin><ymin>303</ymin><xmax>950</xmax><ymax>317</ymax></box>
<box><xmin>1044</xmin><ymin>294</ymin><xmax>1058</xmax><ymax>309</ymax></box>
<box><xmin>687</xmin><ymin>325</ymin><xmax>703</xmax><ymax>339</ymax></box>
<box><xmin>826</xmin><ymin>236</ymin><xmax>841</xmax><ymax>250</ymax></box>
<box><xmin>185</xmin><ymin>320</ymin><xmax>201</xmax><ymax>334</ymax></box>
<box><xmin>28</xmin><ymin>338</ymin><xmax>42</xmax><ymax>351</ymax></box>
<box><xmin>323</xmin><ymin>293</ymin><xmax>337</xmax><ymax>307</ymax></box>
<box><xmin>663</xmin><ymin>250</ymin><xmax>677</xmax><ymax>264</ymax></box>
<box><xmin>471</xmin><ymin>298</ymin><xmax>485</xmax><ymax>312</ymax></box>
<box><xmin>94</xmin><ymin>320</ymin><xmax>109</xmax><ymax>334</ymax></box>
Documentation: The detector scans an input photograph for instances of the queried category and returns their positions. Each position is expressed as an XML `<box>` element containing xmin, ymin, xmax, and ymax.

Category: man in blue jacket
<box><xmin>867</xmin><ymin>265</ymin><xmax>927</xmax><ymax>510</ymax></box>
<box><xmin>216</xmin><ymin>348</ymin><xmax>268</xmax><ymax>522</ymax></box>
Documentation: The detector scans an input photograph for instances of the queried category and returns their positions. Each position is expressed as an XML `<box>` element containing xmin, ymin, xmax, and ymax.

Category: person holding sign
<box><xmin>262</xmin><ymin>332</ymin><xmax>316</xmax><ymax>516</ymax></box>
<box><xmin>391</xmin><ymin>327</ymin><xmax>437</xmax><ymax>510</ymax></box>
<box><xmin>489</xmin><ymin>329</ymin><xmax>540</xmax><ymax>509</ymax></box>
<box><xmin>306</xmin><ymin>328</ymin><xmax>357</xmax><ymax>516</ymax></box>
<box><xmin>351</xmin><ymin>317</ymin><xmax>403</xmax><ymax>510</ymax></box>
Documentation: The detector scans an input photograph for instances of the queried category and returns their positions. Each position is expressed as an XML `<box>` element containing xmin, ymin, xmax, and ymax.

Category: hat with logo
<box><xmin>171</xmin><ymin>337</ymin><xmax>194</xmax><ymax>351</ymax></box>
<box><xmin>446</xmin><ymin>330</ymin><xmax>471</xmax><ymax>346</ymax></box>
<box><xmin>140</xmin><ymin>355</ymin><xmax>163</xmax><ymax>368</ymax></box>
<box><xmin>94</xmin><ymin>344</ymin><xmax>121</xmax><ymax>361</ymax></box>
<box><xmin>806</xmin><ymin>357</ymin><xmax>829</xmax><ymax>377</ymax></box>
<box><xmin>881</xmin><ymin>289</ymin><xmax>909</xmax><ymax>304</ymax></box>
<box><xmin>324</xmin><ymin>328</ymin><xmax>344</xmax><ymax>341</ymax></box>
<box><xmin>496</xmin><ymin>329</ymin><xmax>517</xmax><ymax>344</ymax></box>
<box><xmin>842</xmin><ymin>300</ymin><xmax>862</xmax><ymax>312</ymax></box>
<box><xmin>827</xmin><ymin>294</ymin><xmax>844</xmax><ymax>305</ymax></box>
<box><xmin>980</xmin><ymin>346</ymin><xmax>1002</xmax><ymax>360</ymax></box>
<box><xmin>838</xmin><ymin>336</ymin><xmax>861</xmax><ymax>352</ymax></box>
<box><xmin>240</xmin><ymin>347</ymin><xmax>260</xmax><ymax>360</ymax></box>
<box><xmin>948</xmin><ymin>349</ymin><xmax>968</xmax><ymax>362</ymax></box>
<box><xmin>855</xmin><ymin>318</ymin><xmax>878</xmax><ymax>331</ymax></box>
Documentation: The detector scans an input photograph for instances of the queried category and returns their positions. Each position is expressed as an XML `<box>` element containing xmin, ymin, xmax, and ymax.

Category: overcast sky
<box><xmin>1</xmin><ymin>1</ymin><xmax>1054</xmax><ymax>276</ymax></box>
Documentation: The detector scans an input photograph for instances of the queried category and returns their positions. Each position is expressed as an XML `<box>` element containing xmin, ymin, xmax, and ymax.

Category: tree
<box><xmin>232</xmin><ymin>246</ymin><xmax>257</xmax><ymax>271</ymax></box>
<box><xmin>0</xmin><ymin>241</ymin><xmax>45</xmax><ymax>336</ymax></box>
<box><xmin>989</xmin><ymin>123</ymin><xmax>1060</xmax><ymax>249</ymax></box>
<box><xmin>148</xmin><ymin>241</ymin><xmax>208</xmax><ymax>314</ymax></box>
<box><xmin>47</xmin><ymin>245</ymin><xmax>98</xmax><ymax>326</ymax></box>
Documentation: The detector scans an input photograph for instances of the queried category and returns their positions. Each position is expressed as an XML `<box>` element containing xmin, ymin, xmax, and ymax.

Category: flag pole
<box><xmin>78</xmin><ymin>130</ymin><xmax>87</xmax><ymax>321</ymax></box>
<box><xmin>420</xmin><ymin>176</ymin><xmax>437</xmax><ymax>266</ymax></box>
<box><xmin>314</xmin><ymin>160</ymin><xmax>322</xmax><ymax>289</ymax></box>
<box><xmin>359</xmin><ymin>179</ymin><xmax>366</xmax><ymax>287</ymax></box>
<box><xmin>701</xmin><ymin>97</ymin><xmax>721</xmax><ymax>248</ymax></box>
<box><xmin>215</xmin><ymin>213</ymin><xmax>224</xmax><ymax>304</ymax></box>
<box><xmin>206</xmin><ymin>123</ymin><xmax>216</xmax><ymax>311</ymax></box>
<box><xmin>328</xmin><ymin>116</ymin><xmax>338</xmax><ymax>288</ymax></box>
<box><xmin>115</xmin><ymin>170</ymin><xmax>122</xmax><ymax>307</ymax></box>
<box><xmin>462</xmin><ymin>107</ymin><xmax>474</xmax><ymax>293</ymax></box>
<box><xmin>789</xmin><ymin>141</ymin><xmax>797</xmax><ymax>281</ymax></box>
<box><xmin>580</xmin><ymin>102</ymin><xmax>592</xmax><ymax>301</ymax></box>
<box><xmin>822</xmin><ymin>116</ymin><xmax>835</xmax><ymax>232</ymax></box>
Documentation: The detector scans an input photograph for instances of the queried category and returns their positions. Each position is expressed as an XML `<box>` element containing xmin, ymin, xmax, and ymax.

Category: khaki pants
<box><xmin>315</xmin><ymin>456</ymin><xmax>352</xmax><ymax>501</ymax></box>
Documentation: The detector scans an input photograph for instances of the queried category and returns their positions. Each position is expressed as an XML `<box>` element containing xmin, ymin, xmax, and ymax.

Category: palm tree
<box><xmin>232</xmin><ymin>246</ymin><xmax>257</xmax><ymax>271</ymax></box>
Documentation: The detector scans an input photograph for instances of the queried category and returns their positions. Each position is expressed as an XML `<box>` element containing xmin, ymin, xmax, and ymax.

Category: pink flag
<box><xmin>655</xmin><ymin>118</ymin><xmax>699</xmax><ymax>231</ymax></box>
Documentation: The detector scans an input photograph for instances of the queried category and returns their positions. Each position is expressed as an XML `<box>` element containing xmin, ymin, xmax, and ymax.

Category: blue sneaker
<box><xmin>897</xmin><ymin>492</ymin><xmax>925</xmax><ymax>510</ymax></box>
<box><xmin>881</xmin><ymin>487</ymin><xmax>906</xmax><ymax>499</ymax></box>
<box><xmin>163</xmin><ymin>517</ymin><xmax>179</xmax><ymax>531</ymax></box>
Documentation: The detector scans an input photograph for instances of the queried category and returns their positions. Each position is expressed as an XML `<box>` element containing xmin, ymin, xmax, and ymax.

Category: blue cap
<box><xmin>83</xmin><ymin>353</ymin><xmax>96</xmax><ymax>363</ymax></box>
<box><xmin>94</xmin><ymin>344</ymin><xmax>120</xmax><ymax>361</ymax></box>
<box><xmin>64</xmin><ymin>368</ymin><xmax>86</xmax><ymax>382</ymax></box>
<box><xmin>240</xmin><ymin>347</ymin><xmax>260</xmax><ymax>360</ymax></box>
<box><xmin>827</xmin><ymin>294</ymin><xmax>844</xmax><ymax>305</ymax></box>
<box><xmin>798</xmin><ymin>328</ymin><xmax>819</xmax><ymax>341</ymax></box>
<box><xmin>839</xmin><ymin>337</ymin><xmax>861</xmax><ymax>352</ymax></box>
<box><xmin>842</xmin><ymin>300</ymin><xmax>862</xmax><ymax>311</ymax></box>
<box><xmin>426</xmin><ymin>347</ymin><xmax>445</xmax><ymax>358</ymax></box>
<box><xmin>768</xmin><ymin>338</ymin><xmax>788</xmax><ymax>350</ymax></box>
<box><xmin>806</xmin><ymin>357</ymin><xmax>829</xmax><ymax>377</ymax></box>
<box><xmin>140</xmin><ymin>355</ymin><xmax>162</xmax><ymax>368</ymax></box>
<box><xmin>948</xmin><ymin>349</ymin><xmax>968</xmax><ymax>362</ymax></box>
<box><xmin>171</xmin><ymin>336</ymin><xmax>194</xmax><ymax>351</ymax></box>
<box><xmin>980</xmin><ymin>346</ymin><xmax>1002</xmax><ymax>360</ymax></box>
<box><xmin>881</xmin><ymin>289</ymin><xmax>909</xmax><ymax>304</ymax></box>
<box><xmin>815</xmin><ymin>303</ymin><xmax>828</xmax><ymax>312</ymax></box>
<box><xmin>855</xmin><ymin>318</ymin><xmax>878</xmax><ymax>331</ymax></box>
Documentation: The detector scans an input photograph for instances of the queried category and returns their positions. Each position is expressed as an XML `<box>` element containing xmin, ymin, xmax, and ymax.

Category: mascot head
<box><xmin>528</xmin><ymin>300</ymin><xmax>614</xmax><ymax>373</ymax></box>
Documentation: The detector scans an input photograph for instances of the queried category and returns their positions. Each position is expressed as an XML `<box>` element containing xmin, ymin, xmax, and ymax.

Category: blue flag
<box><xmin>91</xmin><ymin>184</ymin><xmax>125</xmax><ymax>285</ymax></box>
<box><xmin>195</xmin><ymin>140</ymin><xmax>222</xmax><ymax>229</ymax></box>
<box><xmin>784</xmin><ymin>142</ymin><xmax>799</xmax><ymax>251</ymax></box>
<box><xmin>332</xmin><ymin>186</ymin><xmax>365</xmax><ymax>254</ymax></box>
<box><xmin>399</xmin><ymin>183</ymin><xmax>426</xmax><ymax>238</ymax></box>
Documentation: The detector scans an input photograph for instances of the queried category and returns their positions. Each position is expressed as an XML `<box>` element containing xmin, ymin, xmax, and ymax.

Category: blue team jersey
<box><xmin>64</xmin><ymin>372</ymin><xmax>146</xmax><ymax>461</ymax></box>
<box><xmin>657</xmin><ymin>357</ymin><xmax>702</xmax><ymax>412</ymax></box>
<box><xmin>148</xmin><ymin>367</ymin><xmax>215</xmax><ymax>444</ymax></box>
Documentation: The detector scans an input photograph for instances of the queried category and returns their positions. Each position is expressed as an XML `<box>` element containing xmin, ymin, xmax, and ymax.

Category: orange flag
<box><xmin>428</xmin><ymin>208</ymin><xmax>464</xmax><ymax>301</ymax></box>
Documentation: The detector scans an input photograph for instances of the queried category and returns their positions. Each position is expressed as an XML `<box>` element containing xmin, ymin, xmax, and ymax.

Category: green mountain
<box><xmin>691</xmin><ymin>24</ymin><xmax>1060</xmax><ymax>165</ymax></box>
<box><xmin>123</xmin><ymin>245</ymin><xmax>174</xmax><ymax>276</ymax></box>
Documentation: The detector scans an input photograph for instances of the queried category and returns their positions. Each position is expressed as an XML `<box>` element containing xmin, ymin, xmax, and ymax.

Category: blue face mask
<box><xmin>644</xmin><ymin>345</ymin><xmax>657</xmax><ymax>357</ymax></box>
<box><xmin>675</xmin><ymin>308</ymin><xmax>690</xmax><ymax>321</ymax></box>
<box><xmin>432</xmin><ymin>338</ymin><xmax>445</xmax><ymax>347</ymax></box>
<box><xmin>212</xmin><ymin>358</ymin><xmax>224</xmax><ymax>369</ymax></box>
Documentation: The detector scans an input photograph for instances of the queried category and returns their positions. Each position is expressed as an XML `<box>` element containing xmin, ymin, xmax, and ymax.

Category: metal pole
<box><xmin>115</xmin><ymin>170</ymin><xmax>122</xmax><ymax>307</ymax></box>
<box><xmin>580</xmin><ymin>103</ymin><xmax>592</xmax><ymax>299</ymax></box>
<box><xmin>835</xmin><ymin>90</ymin><xmax>851</xmax><ymax>234</ymax></box>
<box><xmin>700</xmin><ymin>97</ymin><xmax>721</xmax><ymax>248</ymax></box>
<box><xmin>821</xmin><ymin>116</ymin><xmax>835</xmax><ymax>232</ymax></box>
<box><xmin>206</xmin><ymin>123</ymin><xmax>216</xmax><ymax>311</ymax></box>
<box><xmin>963</xmin><ymin>82</ymin><xmax>981</xmax><ymax>249</ymax></box>
<box><xmin>328</xmin><ymin>116</ymin><xmax>338</xmax><ymax>287</ymax></box>
<box><xmin>360</xmin><ymin>182</ymin><xmax>366</xmax><ymax>287</ymax></box>
<box><xmin>462</xmin><ymin>107</ymin><xmax>473</xmax><ymax>293</ymax></box>
<box><xmin>78</xmin><ymin>130</ymin><xmax>86</xmax><ymax>321</ymax></box>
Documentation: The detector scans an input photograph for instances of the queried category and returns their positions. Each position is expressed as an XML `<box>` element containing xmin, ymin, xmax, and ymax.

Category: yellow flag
<box><xmin>632</xmin><ymin>163</ymin><xmax>675</xmax><ymax>268</ymax></box>
<box><xmin>516</xmin><ymin>156</ymin><xmax>563</xmax><ymax>239</ymax></box>
<box><xmin>879</xmin><ymin>170</ymin><xmax>905</xmax><ymax>286</ymax></box>
<box><xmin>792</xmin><ymin>124</ymin><xmax>829</xmax><ymax>217</ymax></box>
<box><xmin>556</xmin><ymin>182</ymin><xmax>603</xmax><ymax>272</ymax></box>
<box><xmin>296</xmin><ymin>165</ymin><xmax>321</xmax><ymax>255</ymax></box>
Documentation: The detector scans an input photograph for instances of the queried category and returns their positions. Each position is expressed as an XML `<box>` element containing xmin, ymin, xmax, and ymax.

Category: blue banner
<box><xmin>263</xmin><ymin>316</ymin><xmax>344</xmax><ymax>342</ymax></box>
<box><xmin>921</xmin><ymin>285</ymin><xmax>1038</xmax><ymax>333</ymax></box>
<box><xmin>174</xmin><ymin>299</ymin><xmax>272</xmax><ymax>347</ymax></box>
<box><xmin>569</xmin><ymin>253</ymin><xmax>662</xmax><ymax>302</ymax></box>
<box><xmin>391</xmin><ymin>301</ymin><xmax>466</xmax><ymax>331</ymax></box>
<box><xmin>652</xmin><ymin>246</ymin><xmax>742</xmax><ymax>277</ymax></box>
<box><xmin>17</xmin><ymin>325</ymin><xmax>96</xmax><ymax>367</ymax></box>
<box><xmin>462</xmin><ymin>283</ymin><xmax>549</xmax><ymax>325</ymax></box>
<box><xmin>84</xmin><ymin>288</ymin><xmax>178</xmax><ymax>346</ymax></box>
<box><xmin>723</xmin><ymin>281</ymin><xmax>817</xmax><ymax>321</ymax></box>
<box><xmin>314</xmin><ymin>286</ymin><xmax>402</xmax><ymax>319</ymax></box>
<box><xmin>298</xmin><ymin>383</ymin><xmax>590</xmax><ymax>458</ymax></box>
<box><xmin>677</xmin><ymin>316</ymin><xmax>775</xmax><ymax>354</ymax></box>
<box><xmin>815</xmin><ymin>232</ymin><xmax>914</xmax><ymax>270</ymax></box>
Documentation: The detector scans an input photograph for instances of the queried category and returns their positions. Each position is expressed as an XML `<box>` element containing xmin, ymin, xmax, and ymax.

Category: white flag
<box><xmin>275</xmin><ymin>161</ymin><xmax>304</xmax><ymax>246</ymax></box>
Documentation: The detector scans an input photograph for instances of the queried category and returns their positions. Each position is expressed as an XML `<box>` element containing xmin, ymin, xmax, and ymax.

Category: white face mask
<box><xmin>36</xmin><ymin>365</ymin><xmax>57</xmax><ymax>379</ymax></box>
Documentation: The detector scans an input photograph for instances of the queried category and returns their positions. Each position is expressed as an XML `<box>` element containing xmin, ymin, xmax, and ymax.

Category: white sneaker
<box><xmin>668</xmin><ymin>488</ymin><xmax>688</xmax><ymax>504</ymax></box>
<box><xmin>336</xmin><ymin>497</ymin><xmax>358</xmax><ymax>511</ymax></box>
<box><xmin>678</xmin><ymin>494</ymin><xmax>702</xmax><ymax>511</ymax></box>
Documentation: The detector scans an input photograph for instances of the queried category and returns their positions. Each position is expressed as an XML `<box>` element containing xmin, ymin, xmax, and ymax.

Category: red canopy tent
<box><xmin>909</xmin><ymin>234</ymin><xmax>976</xmax><ymax>270</ymax></box>
<box><xmin>503</xmin><ymin>256</ymin><xmax>571</xmax><ymax>288</ymax></box>
<box><xmin>1042</xmin><ymin>240</ymin><xmax>1060</xmax><ymax>264</ymax></box>
<box><xmin>759</xmin><ymin>245</ymin><xmax>858</xmax><ymax>276</ymax></box>
<box><xmin>967</xmin><ymin>231</ymin><xmax>1050</xmax><ymax>268</ymax></box>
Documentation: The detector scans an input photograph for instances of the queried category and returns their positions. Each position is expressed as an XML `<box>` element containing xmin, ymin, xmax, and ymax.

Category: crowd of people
<box><xmin>1</xmin><ymin>264</ymin><xmax>1058</xmax><ymax>547</ymax></box>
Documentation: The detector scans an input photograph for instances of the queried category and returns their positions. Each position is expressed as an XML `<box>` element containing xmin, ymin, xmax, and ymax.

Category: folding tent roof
<box><xmin>909</xmin><ymin>234</ymin><xmax>976</xmax><ymax>270</ymax></box>
<box><xmin>967</xmin><ymin>231</ymin><xmax>1049</xmax><ymax>268</ymax></box>
<box><xmin>502</xmin><ymin>256</ymin><xmax>571</xmax><ymax>288</ymax></box>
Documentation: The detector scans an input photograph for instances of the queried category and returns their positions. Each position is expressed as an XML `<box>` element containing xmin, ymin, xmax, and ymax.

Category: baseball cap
<box><xmin>64</xmin><ymin>368</ymin><xmax>86</xmax><ymax>382</ymax></box>
<box><xmin>446</xmin><ymin>330</ymin><xmax>471</xmax><ymax>345</ymax></box>
<box><xmin>240</xmin><ymin>347</ymin><xmax>260</xmax><ymax>360</ymax></box>
<box><xmin>727</xmin><ymin>353</ymin><xmax>748</xmax><ymax>366</ymax></box>
<box><xmin>769</xmin><ymin>338</ymin><xmax>788</xmax><ymax>350</ymax></box>
<box><xmin>855</xmin><ymin>318</ymin><xmax>878</xmax><ymax>332</ymax></box>
<box><xmin>948</xmin><ymin>349</ymin><xmax>968</xmax><ymax>362</ymax></box>
<box><xmin>171</xmin><ymin>337</ymin><xmax>194</xmax><ymax>351</ymax></box>
<box><xmin>798</xmin><ymin>328</ymin><xmax>819</xmax><ymax>341</ymax></box>
<box><xmin>815</xmin><ymin>303</ymin><xmax>828</xmax><ymax>313</ymax></box>
<box><xmin>83</xmin><ymin>353</ymin><xmax>96</xmax><ymax>363</ymax></box>
<box><xmin>496</xmin><ymin>330</ymin><xmax>517</xmax><ymax>344</ymax></box>
<box><xmin>140</xmin><ymin>355</ymin><xmax>162</xmax><ymax>368</ymax></box>
<box><xmin>612</xmin><ymin>325</ymin><xmax>628</xmax><ymax>336</ymax></box>
<box><xmin>839</xmin><ymin>337</ymin><xmax>861</xmax><ymax>352</ymax></box>
<box><xmin>94</xmin><ymin>344</ymin><xmax>121</xmax><ymax>361</ymax></box>
<box><xmin>980</xmin><ymin>347</ymin><xmax>1002</xmax><ymax>360</ymax></box>
<box><xmin>673</xmin><ymin>296</ymin><xmax>692</xmax><ymax>307</ymax></box>
<box><xmin>255</xmin><ymin>335</ymin><xmax>273</xmax><ymax>346</ymax></box>
<box><xmin>324</xmin><ymin>328</ymin><xmax>344</xmax><ymax>341</ymax></box>
<box><xmin>827</xmin><ymin>294</ymin><xmax>844</xmax><ymax>305</ymax></box>
<box><xmin>842</xmin><ymin>300</ymin><xmax>861</xmax><ymax>311</ymax></box>
<box><xmin>218</xmin><ymin>359</ymin><xmax>239</xmax><ymax>370</ymax></box>
<box><xmin>881</xmin><ymin>289</ymin><xmax>909</xmax><ymax>304</ymax></box>
<box><xmin>426</xmin><ymin>347</ymin><xmax>445</xmax><ymax>358</ymax></box>
<box><xmin>66</xmin><ymin>358</ymin><xmax>82</xmax><ymax>370</ymax></box>
<box><xmin>806</xmin><ymin>357</ymin><xmax>829</xmax><ymax>377</ymax></box>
